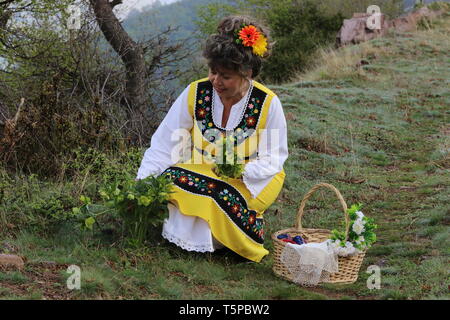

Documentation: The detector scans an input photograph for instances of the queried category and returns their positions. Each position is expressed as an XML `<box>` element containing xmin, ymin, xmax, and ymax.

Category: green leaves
<box><xmin>84</xmin><ymin>217</ymin><xmax>95</xmax><ymax>230</ymax></box>
<box><xmin>346</xmin><ymin>203</ymin><xmax>361</xmax><ymax>219</ymax></box>
<box><xmin>137</xmin><ymin>195</ymin><xmax>152</xmax><ymax>207</ymax></box>
<box><xmin>80</xmin><ymin>195</ymin><xmax>92</xmax><ymax>205</ymax></box>
<box><xmin>71</xmin><ymin>174</ymin><xmax>174</xmax><ymax>246</ymax></box>
<box><xmin>213</xmin><ymin>136</ymin><xmax>245</xmax><ymax>179</ymax></box>
<box><xmin>331</xmin><ymin>229</ymin><xmax>346</xmax><ymax>242</ymax></box>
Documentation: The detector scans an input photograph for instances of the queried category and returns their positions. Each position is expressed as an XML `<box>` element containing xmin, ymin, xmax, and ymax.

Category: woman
<box><xmin>136</xmin><ymin>15</ymin><xmax>288</xmax><ymax>262</ymax></box>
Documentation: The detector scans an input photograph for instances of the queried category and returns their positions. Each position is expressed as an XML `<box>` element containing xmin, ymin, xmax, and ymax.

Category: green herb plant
<box><xmin>72</xmin><ymin>175</ymin><xmax>173</xmax><ymax>247</ymax></box>
<box><xmin>212</xmin><ymin>135</ymin><xmax>245</xmax><ymax>179</ymax></box>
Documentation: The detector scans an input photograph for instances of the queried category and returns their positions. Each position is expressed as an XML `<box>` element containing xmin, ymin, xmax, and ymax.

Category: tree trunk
<box><xmin>0</xmin><ymin>1</ymin><xmax>13</xmax><ymax>32</ymax></box>
<box><xmin>89</xmin><ymin>0</ymin><xmax>147</xmax><ymax>115</ymax></box>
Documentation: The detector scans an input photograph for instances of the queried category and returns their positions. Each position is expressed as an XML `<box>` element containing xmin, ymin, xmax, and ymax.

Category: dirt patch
<box><xmin>0</xmin><ymin>262</ymin><xmax>76</xmax><ymax>299</ymax></box>
<box><xmin>297</xmin><ymin>137</ymin><xmax>341</xmax><ymax>156</ymax></box>
<box><xmin>384</xmin><ymin>165</ymin><xmax>400</xmax><ymax>172</ymax></box>
<box><xmin>306</xmin><ymin>286</ymin><xmax>377</xmax><ymax>300</ymax></box>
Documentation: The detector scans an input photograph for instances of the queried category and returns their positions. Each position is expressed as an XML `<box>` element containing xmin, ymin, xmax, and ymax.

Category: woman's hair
<box><xmin>202</xmin><ymin>15</ymin><xmax>272</xmax><ymax>78</ymax></box>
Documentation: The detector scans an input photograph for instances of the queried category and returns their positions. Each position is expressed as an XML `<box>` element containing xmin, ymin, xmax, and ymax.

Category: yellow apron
<box><xmin>162</xmin><ymin>78</ymin><xmax>285</xmax><ymax>262</ymax></box>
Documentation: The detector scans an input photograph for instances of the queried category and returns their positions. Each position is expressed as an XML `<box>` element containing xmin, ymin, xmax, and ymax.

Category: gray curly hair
<box><xmin>202</xmin><ymin>15</ymin><xmax>272</xmax><ymax>78</ymax></box>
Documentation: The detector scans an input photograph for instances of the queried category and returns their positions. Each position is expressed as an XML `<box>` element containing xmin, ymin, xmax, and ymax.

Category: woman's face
<box><xmin>208</xmin><ymin>66</ymin><xmax>251</xmax><ymax>101</ymax></box>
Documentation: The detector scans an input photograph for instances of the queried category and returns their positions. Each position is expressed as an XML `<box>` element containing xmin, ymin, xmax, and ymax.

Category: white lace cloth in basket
<box><xmin>280</xmin><ymin>240</ymin><xmax>339</xmax><ymax>286</ymax></box>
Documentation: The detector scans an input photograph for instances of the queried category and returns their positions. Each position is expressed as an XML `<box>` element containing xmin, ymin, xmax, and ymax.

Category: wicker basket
<box><xmin>272</xmin><ymin>183</ymin><xmax>366</xmax><ymax>285</ymax></box>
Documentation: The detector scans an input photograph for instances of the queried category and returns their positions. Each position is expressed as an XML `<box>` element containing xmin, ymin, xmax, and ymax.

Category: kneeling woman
<box><xmin>136</xmin><ymin>15</ymin><xmax>288</xmax><ymax>262</ymax></box>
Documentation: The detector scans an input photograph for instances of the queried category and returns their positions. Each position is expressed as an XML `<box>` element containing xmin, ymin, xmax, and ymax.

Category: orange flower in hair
<box><xmin>235</xmin><ymin>24</ymin><xmax>268</xmax><ymax>57</ymax></box>
<box><xmin>238</xmin><ymin>25</ymin><xmax>260</xmax><ymax>47</ymax></box>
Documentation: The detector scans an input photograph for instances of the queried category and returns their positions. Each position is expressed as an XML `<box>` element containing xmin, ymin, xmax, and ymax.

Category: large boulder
<box><xmin>336</xmin><ymin>7</ymin><xmax>446</xmax><ymax>47</ymax></box>
<box><xmin>336</xmin><ymin>13</ymin><xmax>390</xmax><ymax>47</ymax></box>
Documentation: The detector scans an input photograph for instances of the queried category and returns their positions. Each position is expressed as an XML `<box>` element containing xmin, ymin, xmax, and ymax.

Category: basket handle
<box><xmin>295</xmin><ymin>183</ymin><xmax>350</xmax><ymax>240</ymax></box>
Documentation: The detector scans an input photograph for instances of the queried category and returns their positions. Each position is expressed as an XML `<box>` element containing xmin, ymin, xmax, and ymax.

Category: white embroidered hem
<box><xmin>162</xmin><ymin>203</ymin><xmax>224</xmax><ymax>253</ymax></box>
<box><xmin>162</xmin><ymin>228</ymin><xmax>215</xmax><ymax>252</ymax></box>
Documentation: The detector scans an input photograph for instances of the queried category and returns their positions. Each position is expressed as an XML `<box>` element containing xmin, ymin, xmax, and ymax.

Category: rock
<box><xmin>336</xmin><ymin>13</ymin><xmax>390</xmax><ymax>47</ymax></box>
<box><xmin>336</xmin><ymin>7</ymin><xmax>446</xmax><ymax>47</ymax></box>
<box><xmin>391</xmin><ymin>7</ymin><xmax>445</xmax><ymax>32</ymax></box>
<box><xmin>390</xmin><ymin>14</ymin><xmax>417</xmax><ymax>32</ymax></box>
<box><xmin>0</xmin><ymin>254</ymin><xmax>25</xmax><ymax>270</ymax></box>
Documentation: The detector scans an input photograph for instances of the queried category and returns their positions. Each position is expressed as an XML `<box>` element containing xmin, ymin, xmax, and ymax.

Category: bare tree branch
<box><xmin>0</xmin><ymin>0</ymin><xmax>15</xmax><ymax>6</ymax></box>
<box><xmin>108</xmin><ymin>0</ymin><xmax>122</xmax><ymax>9</ymax></box>
<box><xmin>0</xmin><ymin>8</ymin><xmax>12</xmax><ymax>28</ymax></box>
<box><xmin>89</xmin><ymin>0</ymin><xmax>145</xmax><ymax>98</ymax></box>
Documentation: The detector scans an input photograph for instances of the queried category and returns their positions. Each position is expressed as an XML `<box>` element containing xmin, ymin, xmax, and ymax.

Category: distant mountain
<box><xmin>122</xmin><ymin>0</ymin><xmax>216</xmax><ymax>42</ymax></box>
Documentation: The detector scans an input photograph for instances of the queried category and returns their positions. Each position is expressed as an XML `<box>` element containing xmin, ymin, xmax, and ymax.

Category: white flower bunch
<box><xmin>330</xmin><ymin>205</ymin><xmax>377</xmax><ymax>257</ymax></box>
<box><xmin>330</xmin><ymin>239</ymin><xmax>362</xmax><ymax>257</ymax></box>
<box><xmin>352</xmin><ymin>211</ymin><xmax>366</xmax><ymax>235</ymax></box>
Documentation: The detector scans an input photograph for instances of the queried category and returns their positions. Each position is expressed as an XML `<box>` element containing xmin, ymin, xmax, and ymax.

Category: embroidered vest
<box><xmin>186</xmin><ymin>78</ymin><xmax>276</xmax><ymax>163</ymax></box>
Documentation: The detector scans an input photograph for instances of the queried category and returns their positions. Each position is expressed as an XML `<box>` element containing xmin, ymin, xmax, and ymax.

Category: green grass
<box><xmin>0</xmin><ymin>271</ymin><xmax>29</xmax><ymax>284</ymax></box>
<box><xmin>1</xmin><ymin>11</ymin><xmax>449</xmax><ymax>300</ymax></box>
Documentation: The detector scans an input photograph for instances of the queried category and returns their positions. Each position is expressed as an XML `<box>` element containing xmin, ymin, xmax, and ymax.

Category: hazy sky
<box><xmin>114</xmin><ymin>0</ymin><xmax>180</xmax><ymax>19</ymax></box>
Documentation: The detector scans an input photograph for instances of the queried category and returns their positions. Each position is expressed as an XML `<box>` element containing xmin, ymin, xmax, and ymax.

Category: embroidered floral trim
<box><xmin>194</xmin><ymin>80</ymin><xmax>267</xmax><ymax>146</ymax></box>
<box><xmin>163</xmin><ymin>166</ymin><xmax>265</xmax><ymax>243</ymax></box>
<box><xmin>195</xmin><ymin>86</ymin><xmax>214</xmax><ymax>133</ymax></box>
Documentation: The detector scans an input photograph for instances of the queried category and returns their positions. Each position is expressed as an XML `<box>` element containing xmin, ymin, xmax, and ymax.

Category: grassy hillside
<box><xmin>0</xmin><ymin>9</ymin><xmax>448</xmax><ymax>300</ymax></box>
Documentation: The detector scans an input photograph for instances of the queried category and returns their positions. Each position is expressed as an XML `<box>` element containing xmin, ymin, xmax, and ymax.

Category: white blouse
<box><xmin>136</xmin><ymin>81</ymin><xmax>288</xmax><ymax>252</ymax></box>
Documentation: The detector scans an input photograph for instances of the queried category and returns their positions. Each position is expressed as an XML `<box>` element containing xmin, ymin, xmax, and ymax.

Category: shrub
<box><xmin>0</xmin><ymin>76</ymin><xmax>119</xmax><ymax>178</ymax></box>
<box><xmin>72</xmin><ymin>174</ymin><xmax>173</xmax><ymax>247</ymax></box>
<box><xmin>263</xmin><ymin>0</ymin><xmax>344</xmax><ymax>83</ymax></box>
<box><xmin>62</xmin><ymin>146</ymin><xmax>143</xmax><ymax>184</ymax></box>
<box><xmin>0</xmin><ymin>172</ymin><xmax>79</xmax><ymax>234</ymax></box>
